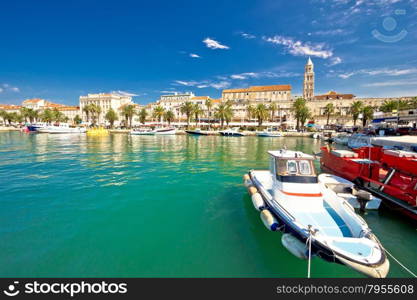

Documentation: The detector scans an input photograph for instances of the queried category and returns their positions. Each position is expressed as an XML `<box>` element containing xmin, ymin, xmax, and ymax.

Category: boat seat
<box><xmin>383</xmin><ymin>149</ymin><xmax>417</xmax><ymax>158</ymax></box>
<box><xmin>330</xmin><ymin>150</ymin><xmax>358</xmax><ymax>158</ymax></box>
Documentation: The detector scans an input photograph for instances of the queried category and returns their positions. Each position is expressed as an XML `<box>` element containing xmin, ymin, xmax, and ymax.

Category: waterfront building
<box><xmin>222</xmin><ymin>85</ymin><xmax>292</xmax><ymax>120</ymax></box>
<box><xmin>79</xmin><ymin>93</ymin><xmax>133</xmax><ymax>125</ymax></box>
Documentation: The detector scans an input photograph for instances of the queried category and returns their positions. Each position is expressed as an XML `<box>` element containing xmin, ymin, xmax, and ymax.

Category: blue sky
<box><xmin>0</xmin><ymin>0</ymin><xmax>416</xmax><ymax>106</ymax></box>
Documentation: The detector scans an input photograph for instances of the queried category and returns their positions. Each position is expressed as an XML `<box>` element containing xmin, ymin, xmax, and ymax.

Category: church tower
<box><xmin>303</xmin><ymin>57</ymin><xmax>314</xmax><ymax>100</ymax></box>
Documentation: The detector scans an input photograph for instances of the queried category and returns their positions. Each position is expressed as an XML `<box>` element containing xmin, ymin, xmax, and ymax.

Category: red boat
<box><xmin>320</xmin><ymin>145</ymin><xmax>417</xmax><ymax>221</ymax></box>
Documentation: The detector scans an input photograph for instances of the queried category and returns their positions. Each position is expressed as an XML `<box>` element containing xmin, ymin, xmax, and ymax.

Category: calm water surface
<box><xmin>0</xmin><ymin>132</ymin><xmax>415</xmax><ymax>277</ymax></box>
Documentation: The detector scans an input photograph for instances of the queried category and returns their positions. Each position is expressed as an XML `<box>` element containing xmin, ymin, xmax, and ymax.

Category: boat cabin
<box><xmin>268</xmin><ymin>150</ymin><xmax>318</xmax><ymax>183</ymax></box>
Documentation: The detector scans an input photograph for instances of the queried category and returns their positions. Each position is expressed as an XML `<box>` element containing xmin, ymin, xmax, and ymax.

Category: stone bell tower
<box><xmin>303</xmin><ymin>57</ymin><xmax>314</xmax><ymax>100</ymax></box>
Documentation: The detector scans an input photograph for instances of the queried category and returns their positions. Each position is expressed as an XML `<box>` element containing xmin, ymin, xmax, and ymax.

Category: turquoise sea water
<box><xmin>0</xmin><ymin>131</ymin><xmax>416</xmax><ymax>278</ymax></box>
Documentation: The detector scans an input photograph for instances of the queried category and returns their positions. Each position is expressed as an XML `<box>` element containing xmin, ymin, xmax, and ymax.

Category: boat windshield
<box><xmin>275</xmin><ymin>159</ymin><xmax>317</xmax><ymax>183</ymax></box>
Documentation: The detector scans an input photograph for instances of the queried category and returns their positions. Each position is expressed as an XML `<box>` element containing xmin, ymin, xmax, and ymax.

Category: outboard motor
<box><xmin>353</xmin><ymin>187</ymin><xmax>372</xmax><ymax>212</ymax></box>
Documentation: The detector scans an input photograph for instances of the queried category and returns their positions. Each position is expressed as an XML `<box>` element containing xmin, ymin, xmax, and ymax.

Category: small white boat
<box><xmin>38</xmin><ymin>124</ymin><xmax>86</xmax><ymax>134</ymax></box>
<box><xmin>153</xmin><ymin>128</ymin><xmax>176</xmax><ymax>135</ymax></box>
<box><xmin>348</xmin><ymin>133</ymin><xmax>374</xmax><ymax>149</ymax></box>
<box><xmin>244</xmin><ymin>149</ymin><xmax>389</xmax><ymax>278</ymax></box>
<box><xmin>318</xmin><ymin>173</ymin><xmax>381</xmax><ymax>210</ymax></box>
<box><xmin>333</xmin><ymin>134</ymin><xmax>350</xmax><ymax>146</ymax></box>
<box><xmin>311</xmin><ymin>133</ymin><xmax>321</xmax><ymax>139</ymax></box>
<box><xmin>219</xmin><ymin>128</ymin><xmax>245</xmax><ymax>136</ymax></box>
<box><xmin>130</xmin><ymin>129</ymin><xmax>154</xmax><ymax>135</ymax></box>
<box><xmin>257</xmin><ymin>128</ymin><xmax>283</xmax><ymax>137</ymax></box>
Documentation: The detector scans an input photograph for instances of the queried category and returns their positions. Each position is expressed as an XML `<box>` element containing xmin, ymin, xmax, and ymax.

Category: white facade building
<box><xmin>79</xmin><ymin>93</ymin><xmax>133</xmax><ymax>125</ymax></box>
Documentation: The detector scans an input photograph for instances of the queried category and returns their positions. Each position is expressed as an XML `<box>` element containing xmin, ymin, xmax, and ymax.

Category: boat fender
<box><xmin>251</xmin><ymin>193</ymin><xmax>265</xmax><ymax>211</ymax></box>
<box><xmin>243</xmin><ymin>174</ymin><xmax>253</xmax><ymax>187</ymax></box>
<box><xmin>260</xmin><ymin>209</ymin><xmax>279</xmax><ymax>231</ymax></box>
<box><xmin>248</xmin><ymin>186</ymin><xmax>258</xmax><ymax>195</ymax></box>
<box><xmin>281</xmin><ymin>234</ymin><xmax>308</xmax><ymax>260</ymax></box>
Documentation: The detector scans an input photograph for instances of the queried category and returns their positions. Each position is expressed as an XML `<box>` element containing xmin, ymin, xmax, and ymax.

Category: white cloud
<box><xmin>312</xmin><ymin>29</ymin><xmax>351</xmax><ymax>36</ymax></box>
<box><xmin>203</xmin><ymin>37</ymin><xmax>230</xmax><ymax>50</ymax></box>
<box><xmin>0</xmin><ymin>83</ymin><xmax>20</xmax><ymax>93</ymax></box>
<box><xmin>338</xmin><ymin>67</ymin><xmax>417</xmax><ymax>79</ymax></box>
<box><xmin>328</xmin><ymin>57</ymin><xmax>342</xmax><ymax>66</ymax></box>
<box><xmin>363</xmin><ymin>78</ymin><xmax>417</xmax><ymax>87</ymax></box>
<box><xmin>209</xmin><ymin>81</ymin><xmax>231</xmax><ymax>89</ymax></box>
<box><xmin>264</xmin><ymin>35</ymin><xmax>333</xmax><ymax>59</ymax></box>
<box><xmin>230</xmin><ymin>71</ymin><xmax>299</xmax><ymax>80</ymax></box>
<box><xmin>241</xmin><ymin>32</ymin><xmax>256</xmax><ymax>39</ymax></box>
<box><xmin>189</xmin><ymin>53</ymin><xmax>201</xmax><ymax>58</ymax></box>
<box><xmin>174</xmin><ymin>80</ymin><xmax>198</xmax><ymax>86</ymax></box>
<box><xmin>230</xmin><ymin>72</ymin><xmax>258</xmax><ymax>80</ymax></box>
<box><xmin>112</xmin><ymin>90</ymin><xmax>138</xmax><ymax>96</ymax></box>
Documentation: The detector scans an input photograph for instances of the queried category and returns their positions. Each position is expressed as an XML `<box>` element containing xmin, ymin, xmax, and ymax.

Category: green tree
<box><xmin>74</xmin><ymin>114</ymin><xmax>82</xmax><ymax>125</ymax></box>
<box><xmin>89</xmin><ymin>104</ymin><xmax>102</xmax><ymax>126</ymax></box>
<box><xmin>192</xmin><ymin>104</ymin><xmax>204</xmax><ymax>126</ymax></box>
<box><xmin>215</xmin><ymin>102</ymin><xmax>233</xmax><ymax>128</ymax></box>
<box><xmin>299</xmin><ymin>106</ymin><xmax>311</xmax><ymax>128</ymax></box>
<box><xmin>362</xmin><ymin>106</ymin><xmax>374</xmax><ymax>127</ymax></box>
<box><xmin>105</xmin><ymin>108</ymin><xmax>118</xmax><ymax>128</ymax></box>
<box><xmin>180</xmin><ymin>101</ymin><xmax>194</xmax><ymax>128</ymax></box>
<box><xmin>153</xmin><ymin>105</ymin><xmax>165</xmax><ymax>123</ymax></box>
<box><xmin>40</xmin><ymin>109</ymin><xmax>54</xmax><ymax>124</ymax></box>
<box><xmin>350</xmin><ymin>101</ymin><xmax>363</xmax><ymax>126</ymax></box>
<box><xmin>380</xmin><ymin>100</ymin><xmax>409</xmax><ymax>113</ymax></box>
<box><xmin>138</xmin><ymin>108</ymin><xmax>148</xmax><ymax>125</ymax></box>
<box><xmin>52</xmin><ymin>108</ymin><xmax>66</xmax><ymax>123</ymax></box>
<box><xmin>323</xmin><ymin>103</ymin><xmax>335</xmax><ymax>126</ymax></box>
<box><xmin>246</xmin><ymin>104</ymin><xmax>255</xmax><ymax>120</ymax></box>
<box><xmin>82</xmin><ymin>104</ymin><xmax>91</xmax><ymax>124</ymax></box>
<box><xmin>205</xmin><ymin>98</ymin><xmax>213</xmax><ymax>127</ymax></box>
<box><xmin>292</xmin><ymin>98</ymin><xmax>308</xmax><ymax>130</ymax></box>
<box><xmin>255</xmin><ymin>104</ymin><xmax>269</xmax><ymax>127</ymax></box>
<box><xmin>164</xmin><ymin>110</ymin><xmax>175</xmax><ymax>126</ymax></box>
<box><xmin>120</xmin><ymin>104</ymin><xmax>136</xmax><ymax>128</ymax></box>
<box><xmin>268</xmin><ymin>103</ymin><xmax>277</xmax><ymax>122</ymax></box>
<box><xmin>0</xmin><ymin>110</ymin><xmax>7</xmax><ymax>125</ymax></box>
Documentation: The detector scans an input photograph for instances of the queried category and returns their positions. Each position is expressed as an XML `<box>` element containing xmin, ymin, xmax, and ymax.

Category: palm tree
<box><xmin>246</xmin><ymin>104</ymin><xmax>255</xmax><ymax>121</ymax></box>
<box><xmin>215</xmin><ymin>103</ymin><xmax>233</xmax><ymax>128</ymax></box>
<box><xmin>164</xmin><ymin>110</ymin><xmax>174</xmax><ymax>126</ymax></box>
<box><xmin>105</xmin><ymin>108</ymin><xmax>118</xmax><ymax>128</ymax></box>
<box><xmin>292</xmin><ymin>98</ymin><xmax>308</xmax><ymax>130</ymax></box>
<box><xmin>192</xmin><ymin>104</ymin><xmax>204</xmax><ymax>126</ymax></box>
<box><xmin>52</xmin><ymin>108</ymin><xmax>66</xmax><ymax>123</ymax></box>
<box><xmin>255</xmin><ymin>104</ymin><xmax>269</xmax><ymax>127</ymax></box>
<box><xmin>89</xmin><ymin>104</ymin><xmax>101</xmax><ymax>126</ymax></box>
<box><xmin>180</xmin><ymin>101</ymin><xmax>194</xmax><ymax>128</ymax></box>
<box><xmin>20</xmin><ymin>107</ymin><xmax>30</xmax><ymax>123</ymax></box>
<box><xmin>205</xmin><ymin>98</ymin><xmax>213</xmax><ymax>127</ymax></box>
<box><xmin>323</xmin><ymin>103</ymin><xmax>335</xmax><ymax>126</ymax></box>
<box><xmin>380</xmin><ymin>99</ymin><xmax>409</xmax><ymax>113</ymax></box>
<box><xmin>268</xmin><ymin>103</ymin><xmax>277</xmax><ymax>122</ymax></box>
<box><xmin>350</xmin><ymin>101</ymin><xmax>363</xmax><ymax>126</ymax></box>
<box><xmin>299</xmin><ymin>106</ymin><xmax>311</xmax><ymax>128</ymax></box>
<box><xmin>82</xmin><ymin>104</ymin><xmax>91</xmax><ymax>124</ymax></box>
<box><xmin>153</xmin><ymin>105</ymin><xmax>165</xmax><ymax>123</ymax></box>
<box><xmin>362</xmin><ymin>106</ymin><xmax>374</xmax><ymax>127</ymax></box>
<box><xmin>40</xmin><ymin>109</ymin><xmax>54</xmax><ymax>124</ymax></box>
<box><xmin>138</xmin><ymin>108</ymin><xmax>148</xmax><ymax>124</ymax></box>
<box><xmin>74</xmin><ymin>114</ymin><xmax>82</xmax><ymax>125</ymax></box>
<box><xmin>120</xmin><ymin>104</ymin><xmax>136</xmax><ymax>128</ymax></box>
<box><xmin>0</xmin><ymin>110</ymin><xmax>7</xmax><ymax>125</ymax></box>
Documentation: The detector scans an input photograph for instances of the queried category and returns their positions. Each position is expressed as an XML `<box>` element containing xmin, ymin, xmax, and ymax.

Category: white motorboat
<box><xmin>153</xmin><ymin>128</ymin><xmax>177</xmax><ymax>135</ymax></box>
<box><xmin>243</xmin><ymin>149</ymin><xmax>389</xmax><ymax>278</ymax></box>
<box><xmin>130</xmin><ymin>129</ymin><xmax>154</xmax><ymax>135</ymax></box>
<box><xmin>333</xmin><ymin>134</ymin><xmax>350</xmax><ymax>146</ymax></box>
<box><xmin>347</xmin><ymin>133</ymin><xmax>374</xmax><ymax>149</ymax></box>
<box><xmin>38</xmin><ymin>124</ymin><xmax>86</xmax><ymax>134</ymax></box>
<box><xmin>257</xmin><ymin>128</ymin><xmax>283</xmax><ymax>137</ymax></box>
<box><xmin>219</xmin><ymin>128</ymin><xmax>245</xmax><ymax>136</ymax></box>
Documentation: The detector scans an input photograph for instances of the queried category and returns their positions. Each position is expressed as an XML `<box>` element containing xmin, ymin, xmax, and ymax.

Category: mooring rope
<box><xmin>384</xmin><ymin>247</ymin><xmax>417</xmax><ymax>278</ymax></box>
<box><xmin>307</xmin><ymin>225</ymin><xmax>313</xmax><ymax>278</ymax></box>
